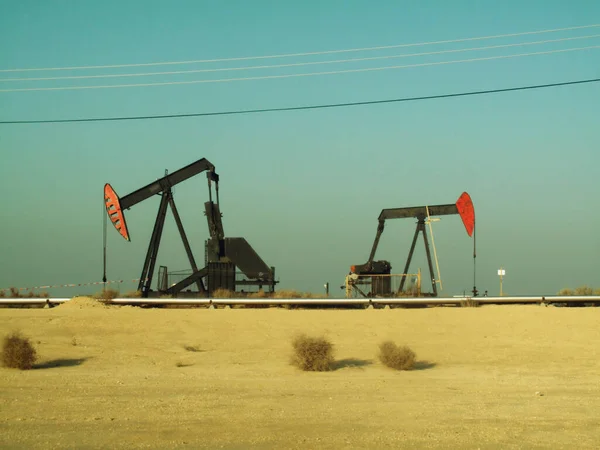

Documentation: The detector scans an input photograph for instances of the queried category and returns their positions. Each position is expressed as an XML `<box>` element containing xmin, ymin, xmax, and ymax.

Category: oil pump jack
<box><xmin>348</xmin><ymin>192</ymin><xmax>475</xmax><ymax>297</ymax></box>
<box><xmin>103</xmin><ymin>158</ymin><xmax>277</xmax><ymax>298</ymax></box>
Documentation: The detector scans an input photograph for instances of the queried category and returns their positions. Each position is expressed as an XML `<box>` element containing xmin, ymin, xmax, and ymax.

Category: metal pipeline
<box><xmin>0</xmin><ymin>296</ymin><xmax>599</xmax><ymax>307</ymax></box>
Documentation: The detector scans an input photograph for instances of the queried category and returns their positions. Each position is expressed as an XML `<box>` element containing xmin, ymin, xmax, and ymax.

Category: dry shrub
<box><xmin>183</xmin><ymin>345</ymin><xmax>201</xmax><ymax>352</ymax></box>
<box><xmin>122</xmin><ymin>290</ymin><xmax>142</xmax><ymax>298</ymax></box>
<box><xmin>244</xmin><ymin>289</ymin><xmax>270</xmax><ymax>308</ymax></box>
<box><xmin>211</xmin><ymin>288</ymin><xmax>321</xmax><ymax>299</ymax></box>
<box><xmin>574</xmin><ymin>285</ymin><xmax>594</xmax><ymax>296</ymax></box>
<box><xmin>274</xmin><ymin>289</ymin><xmax>321</xmax><ymax>299</ymax></box>
<box><xmin>558</xmin><ymin>288</ymin><xmax>574</xmax><ymax>296</ymax></box>
<box><xmin>378</xmin><ymin>341</ymin><xmax>416</xmax><ymax>371</ymax></box>
<box><xmin>211</xmin><ymin>288</ymin><xmax>237</xmax><ymax>298</ymax></box>
<box><xmin>0</xmin><ymin>287</ymin><xmax>48</xmax><ymax>298</ymax></box>
<box><xmin>94</xmin><ymin>288</ymin><xmax>120</xmax><ymax>301</ymax></box>
<box><xmin>247</xmin><ymin>290</ymin><xmax>267</xmax><ymax>299</ymax></box>
<box><xmin>273</xmin><ymin>289</ymin><xmax>301</xmax><ymax>299</ymax></box>
<box><xmin>2</xmin><ymin>331</ymin><xmax>37</xmax><ymax>370</ymax></box>
<box><xmin>460</xmin><ymin>298</ymin><xmax>480</xmax><ymax>307</ymax></box>
<box><xmin>0</xmin><ymin>288</ymin><xmax>49</xmax><ymax>301</ymax></box>
<box><xmin>558</xmin><ymin>286</ymin><xmax>598</xmax><ymax>296</ymax></box>
<box><xmin>397</xmin><ymin>286</ymin><xmax>421</xmax><ymax>297</ymax></box>
<box><xmin>290</xmin><ymin>334</ymin><xmax>334</xmax><ymax>371</ymax></box>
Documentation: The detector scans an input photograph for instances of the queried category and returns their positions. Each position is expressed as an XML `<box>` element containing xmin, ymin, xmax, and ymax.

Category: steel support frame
<box><xmin>166</xmin><ymin>267</ymin><xmax>209</xmax><ymax>296</ymax></box>
<box><xmin>137</xmin><ymin>188</ymin><xmax>208</xmax><ymax>298</ymax></box>
<box><xmin>138</xmin><ymin>191</ymin><xmax>170</xmax><ymax>297</ymax></box>
<box><xmin>167</xmin><ymin>196</ymin><xmax>204</xmax><ymax>293</ymax></box>
<box><xmin>398</xmin><ymin>218</ymin><xmax>437</xmax><ymax>297</ymax></box>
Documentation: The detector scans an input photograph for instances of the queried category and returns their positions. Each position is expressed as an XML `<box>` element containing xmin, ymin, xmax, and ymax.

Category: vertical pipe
<box><xmin>472</xmin><ymin>219</ymin><xmax>477</xmax><ymax>297</ymax></box>
<box><xmin>425</xmin><ymin>206</ymin><xmax>443</xmax><ymax>291</ymax></box>
<box><xmin>102</xmin><ymin>195</ymin><xmax>107</xmax><ymax>290</ymax></box>
<box><xmin>420</xmin><ymin>222</ymin><xmax>437</xmax><ymax>296</ymax></box>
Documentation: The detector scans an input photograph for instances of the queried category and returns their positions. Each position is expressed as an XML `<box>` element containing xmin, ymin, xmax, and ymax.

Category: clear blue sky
<box><xmin>1</xmin><ymin>0</ymin><xmax>599</xmax><ymax>297</ymax></box>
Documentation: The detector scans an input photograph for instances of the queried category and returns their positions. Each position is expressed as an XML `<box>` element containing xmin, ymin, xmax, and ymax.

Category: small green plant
<box><xmin>2</xmin><ymin>331</ymin><xmax>38</xmax><ymax>370</ymax></box>
<box><xmin>290</xmin><ymin>333</ymin><xmax>334</xmax><ymax>372</ymax></box>
<box><xmin>378</xmin><ymin>341</ymin><xmax>416</xmax><ymax>371</ymax></box>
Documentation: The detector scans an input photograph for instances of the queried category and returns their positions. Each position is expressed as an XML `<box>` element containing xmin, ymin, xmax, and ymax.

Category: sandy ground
<box><xmin>1</xmin><ymin>299</ymin><xmax>600</xmax><ymax>449</ymax></box>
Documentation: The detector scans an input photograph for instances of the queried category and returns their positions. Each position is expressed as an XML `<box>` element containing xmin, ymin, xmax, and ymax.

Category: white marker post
<box><xmin>498</xmin><ymin>267</ymin><xmax>506</xmax><ymax>296</ymax></box>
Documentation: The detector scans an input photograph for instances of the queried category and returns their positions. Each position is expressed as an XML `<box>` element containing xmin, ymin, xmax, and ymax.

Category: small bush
<box><xmin>574</xmin><ymin>285</ymin><xmax>594</xmax><ymax>296</ymax></box>
<box><xmin>274</xmin><ymin>289</ymin><xmax>321</xmax><ymax>299</ymax></box>
<box><xmin>248</xmin><ymin>289</ymin><xmax>268</xmax><ymax>299</ymax></box>
<box><xmin>122</xmin><ymin>290</ymin><xmax>142</xmax><ymax>298</ymax></box>
<box><xmin>2</xmin><ymin>331</ymin><xmax>38</xmax><ymax>370</ymax></box>
<box><xmin>211</xmin><ymin>288</ymin><xmax>237</xmax><ymax>298</ymax></box>
<box><xmin>94</xmin><ymin>288</ymin><xmax>120</xmax><ymax>301</ymax></box>
<box><xmin>378</xmin><ymin>341</ymin><xmax>416</xmax><ymax>371</ymax></box>
<box><xmin>290</xmin><ymin>334</ymin><xmax>334</xmax><ymax>372</ymax></box>
<box><xmin>558</xmin><ymin>286</ymin><xmax>598</xmax><ymax>296</ymax></box>
<box><xmin>183</xmin><ymin>345</ymin><xmax>201</xmax><ymax>352</ymax></box>
<box><xmin>1</xmin><ymin>287</ymin><xmax>48</xmax><ymax>298</ymax></box>
<box><xmin>460</xmin><ymin>298</ymin><xmax>480</xmax><ymax>307</ymax></box>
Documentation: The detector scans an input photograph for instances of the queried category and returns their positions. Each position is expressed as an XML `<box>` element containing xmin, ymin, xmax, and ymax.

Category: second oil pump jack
<box><xmin>103</xmin><ymin>158</ymin><xmax>277</xmax><ymax>298</ymax></box>
<box><xmin>347</xmin><ymin>192</ymin><xmax>475</xmax><ymax>298</ymax></box>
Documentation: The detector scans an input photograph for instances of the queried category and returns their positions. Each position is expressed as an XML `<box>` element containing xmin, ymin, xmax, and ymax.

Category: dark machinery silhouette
<box><xmin>103</xmin><ymin>158</ymin><xmax>277</xmax><ymax>298</ymax></box>
<box><xmin>348</xmin><ymin>192</ymin><xmax>475</xmax><ymax>297</ymax></box>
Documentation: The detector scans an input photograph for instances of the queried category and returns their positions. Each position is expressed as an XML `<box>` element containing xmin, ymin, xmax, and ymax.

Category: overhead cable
<box><xmin>1</xmin><ymin>45</ymin><xmax>598</xmax><ymax>93</ymax></box>
<box><xmin>1</xmin><ymin>77</ymin><xmax>598</xmax><ymax>125</ymax></box>
<box><xmin>2</xmin><ymin>34</ymin><xmax>598</xmax><ymax>83</ymax></box>
<box><xmin>1</xmin><ymin>23</ymin><xmax>598</xmax><ymax>73</ymax></box>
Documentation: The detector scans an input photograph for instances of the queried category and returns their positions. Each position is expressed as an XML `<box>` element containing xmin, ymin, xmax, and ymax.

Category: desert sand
<box><xmin>1</xmin><ymin>298</ymin><xmax>600</xmax><ymax>449</ymax></box>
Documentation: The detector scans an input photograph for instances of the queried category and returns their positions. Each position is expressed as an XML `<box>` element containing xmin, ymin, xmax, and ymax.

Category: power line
<box><xmin>1</xmin><ymin>23</ymin><xmax>599</xmax><ymax>73</ymax></box>
<box><xmin>3</xmin><ymin>34</ymin><xmax>598</xmax><ymax>83</ymax></box>
<box><xmin>1</xmin><ymin>77</ymin><xmax>598</xmax><ymax>125</ymax></box>
<box><xmin>1</xmin><ymin>45</ymin><xmax>598</xmax><ymax>93</ymax></box>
